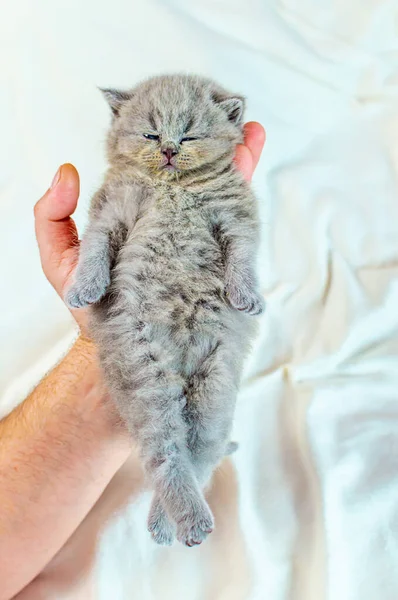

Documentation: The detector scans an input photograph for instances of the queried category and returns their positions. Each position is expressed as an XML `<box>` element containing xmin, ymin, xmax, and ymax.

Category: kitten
<box><xmin>66</xmin><ymin>74</ymin><xmax>264</xmax><ymax>547</ymax></box>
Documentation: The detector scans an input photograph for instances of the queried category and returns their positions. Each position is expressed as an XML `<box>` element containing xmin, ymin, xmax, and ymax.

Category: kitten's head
<box><xmin>101</xmin><ymin>74</ymin><xmax>245</xmax><ymax>182</ymax></box>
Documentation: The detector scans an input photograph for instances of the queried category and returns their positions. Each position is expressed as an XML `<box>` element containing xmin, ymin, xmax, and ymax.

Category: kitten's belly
<box><xmin>93</xmin><ymin>214</ymin><xmax>254</xmax><ymax>372</ymax></box>
<box><xmin>118</xmin><ymin>214</ymin><xmax>224</xmax><ymax>288</ymax></box>
<box><xmin>110</xmin><ymin>214</ymin><xmax>234</xmax><ymax>331</ymax></box>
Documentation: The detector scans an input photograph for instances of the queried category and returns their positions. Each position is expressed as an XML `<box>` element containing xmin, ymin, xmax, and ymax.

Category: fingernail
<box><xmin>51</xmin><ymin>167</ymin><xmax>61</xmax><ymax>189</ymax></box>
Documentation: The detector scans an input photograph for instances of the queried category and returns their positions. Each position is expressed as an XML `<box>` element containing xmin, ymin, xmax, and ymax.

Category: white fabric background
<box><xmin>2</xmin><ymin>1</ymin><xmax>398</xmax><ymax>598</ymax></box>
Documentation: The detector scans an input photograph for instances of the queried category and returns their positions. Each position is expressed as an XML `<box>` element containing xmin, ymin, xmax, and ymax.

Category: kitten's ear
<box><xmin>99</xmin><ymin>88</ymin><xmax>132</xmax><ymax>116</ymax></box>
<box><xmin>212</xmin><ymin>93</ymin><xmax>245</xmax><ymax>125</ymax></box>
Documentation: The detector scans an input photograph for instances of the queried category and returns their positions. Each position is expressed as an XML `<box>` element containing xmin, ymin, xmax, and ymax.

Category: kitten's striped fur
<box><xmin>66</xmin><ymin>74</ymin><xmax>264</xmax><ymax>546</ymax></box>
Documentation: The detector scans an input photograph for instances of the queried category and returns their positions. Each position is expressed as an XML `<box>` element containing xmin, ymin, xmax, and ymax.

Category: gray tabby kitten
<box><xmin>66</xmin><ymin>74</ymin><xmax>264</xmax><ymax>547</ymax></box>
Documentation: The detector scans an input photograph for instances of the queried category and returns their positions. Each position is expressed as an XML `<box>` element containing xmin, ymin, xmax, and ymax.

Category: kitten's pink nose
<box><xmin>161</xmin><ymin>145</ymin><xmax>178</xmax><ymax>161</ymax></box>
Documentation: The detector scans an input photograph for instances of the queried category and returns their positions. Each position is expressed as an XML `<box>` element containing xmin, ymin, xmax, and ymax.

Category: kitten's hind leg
<box><xmin>146</xmin><ymin>433</ymin><xmax>214</xmax><ymax>547</ymax></box>
<box><xmin>147</xmin><ymin>495</ymin><xmax>175</xmax><ymax>546</ymax></box>
<box><xmin>119</xmin><ymin>370</ymin><xmax>214</xmax><ymax>547</ymax></box>
<box><xmin>185</xmin><ymin>344</ymin><xmax>239</xmax><ymax>489</ymax></box>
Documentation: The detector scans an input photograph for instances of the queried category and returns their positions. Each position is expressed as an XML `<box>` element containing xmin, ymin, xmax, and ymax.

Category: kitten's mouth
<box><xmin>162</xmin><ymin>162</ymin><xmax>177</xmax><ymax>172</ymax></box>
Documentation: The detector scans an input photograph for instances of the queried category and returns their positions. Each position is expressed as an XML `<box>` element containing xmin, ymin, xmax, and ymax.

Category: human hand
<box><xmin>34</xmin><ymin>123</ymin><xmax>266</xmax><ymax>332</ymax></box>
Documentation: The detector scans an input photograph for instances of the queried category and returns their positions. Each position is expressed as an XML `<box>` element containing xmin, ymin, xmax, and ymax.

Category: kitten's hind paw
<box><xmin>148</xmin><ymin>499</ymin><xmax>176</xmax><ymax>546</ymax></box>
<box><xmin>176</xmin><ymin>505</ymin><xmax>214</xmax><ymax>547</ymax></box>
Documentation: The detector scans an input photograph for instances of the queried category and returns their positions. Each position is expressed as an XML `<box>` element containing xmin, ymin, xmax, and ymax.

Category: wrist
<box><xmin>68</xmin><ymin>336</ymin><xmax>128</xmax><ymax>443</ymax></box>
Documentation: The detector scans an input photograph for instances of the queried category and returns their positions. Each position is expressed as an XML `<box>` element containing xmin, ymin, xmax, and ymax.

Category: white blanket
<box><xmin>2</xmin><ymin>1</ymin><xmax>398</xmax><ymax>598</ymax></box>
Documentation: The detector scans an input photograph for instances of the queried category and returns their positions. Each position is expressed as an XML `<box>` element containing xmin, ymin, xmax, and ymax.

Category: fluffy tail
<box><xmin>226</xmin><ymin>441</ymin><xmax>239</xmax><ymax>455</ymax></box>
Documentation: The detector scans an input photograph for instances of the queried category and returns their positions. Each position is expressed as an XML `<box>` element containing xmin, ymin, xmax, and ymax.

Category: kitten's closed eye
<box><xmin>143</xmin><ymin>135</ymin><xmax>199</xmax><ymax>142</ymax></box>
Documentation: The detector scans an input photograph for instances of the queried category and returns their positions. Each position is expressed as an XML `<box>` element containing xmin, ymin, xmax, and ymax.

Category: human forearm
<box><xmin>0</xmin><ymin>337</ymin><xmax>130</xmax><ymax>600</ymax></box>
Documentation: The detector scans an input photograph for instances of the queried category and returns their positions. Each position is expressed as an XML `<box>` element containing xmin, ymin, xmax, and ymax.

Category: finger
<box><xmin>34</xmin><ymin>164</ymin><xmax>80</xmax><ymax>294</ymax></box>
<box><xmin>234</xmin><ymin>122</ymin><xmax>266</xmax><ymax>181</ymax></box>
<box><xmin>243</xmin><ymin>122</ymin><xmax>266</xmax><ymax>173</ymax></box>
<box><xmin>234</xmin><ymin>145</ymin><xmax>253</xmax><ymax>181</ymax></box>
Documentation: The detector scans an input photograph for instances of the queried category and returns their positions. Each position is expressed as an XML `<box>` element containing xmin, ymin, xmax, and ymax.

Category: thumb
<box><xmin>34</xmin><ymin>164</ymin><xmax>81</xmax><ymax>296</ymax></box>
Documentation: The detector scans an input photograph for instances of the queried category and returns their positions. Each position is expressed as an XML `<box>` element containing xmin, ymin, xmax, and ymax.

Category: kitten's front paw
<box><xmin>176</xmin><ymin>504</ymin><xmax>214</xmax><ymax>547</ymax></box>
<box><xmin>65</xmin><ymin>271</ymin><xmax>110</xmax><ymax>309</ymax></box>
<box><xmin>226</xmin><ymin>283</ymin><xmax>265</xmax><ymax>316</ymax></box>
